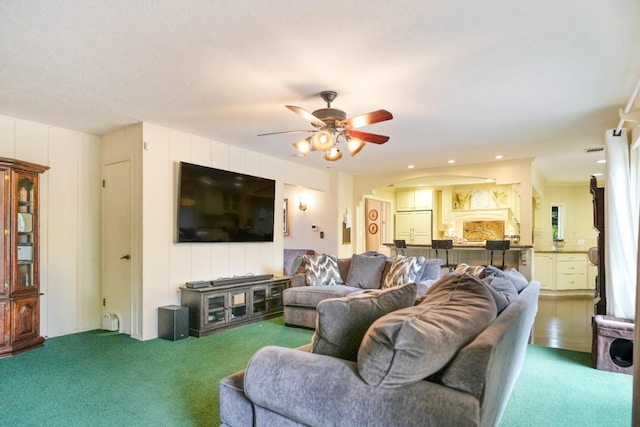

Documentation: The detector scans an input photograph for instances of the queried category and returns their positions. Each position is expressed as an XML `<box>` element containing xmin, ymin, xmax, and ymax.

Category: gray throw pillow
<box><xmin>345</xmin><ymin>253</ymin><xmax>387</xmax><ymax>289</ymax></box>
<box><xmin>485</xmin><ymin>265</ymin><xmax>529</xmax><ymax>293</ymax></box>
<box><xmin>503</xmin><ymin>268</ymin><xmax>529</xmax><ymax>292</ymax></box>
<box><xmin>311</xmin><ymin>283</ymin><xmax>417</xmax><ymax>362</ymax></box>
<box><xmin>357</xmin><ymin>274</ymin><xmax>497</xmax><ymax>387</ymax></box>
<box><xmin>418</xmin><ymin>258</ymin><xmax>445</xmax><ymax>281</ymax></box>
<box><xmin>480</xmin><ymin>277</ymin><xmax>511</xmax><ymax>313</ymax></box>
<box><xmin>487</xmin><ymin>276</ymin><xmax>518</xmax><ymax>303</ymax></box>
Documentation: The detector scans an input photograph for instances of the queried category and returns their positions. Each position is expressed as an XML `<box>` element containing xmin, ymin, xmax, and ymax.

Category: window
<box><xmin>551</xmin><ymin>204</ymin><xmax>564</xmax><ymax>241</ymax></box>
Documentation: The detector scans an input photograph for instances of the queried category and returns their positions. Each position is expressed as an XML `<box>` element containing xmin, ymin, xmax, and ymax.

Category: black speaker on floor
<box><xmin>158</xmin><ymin>305</ymin><xmax>189</xmax><ymax>341</ymax></box>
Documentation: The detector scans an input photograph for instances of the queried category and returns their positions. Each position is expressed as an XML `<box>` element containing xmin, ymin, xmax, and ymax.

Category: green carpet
<box><xmin>500</xmin><ymin>345</ymin><xmax>633</xmax><ymax>427</ymax></box>
<box><xmin>0</xmin><ymin>318</ymin><xmax>632</xmax><ymax>426</ymax></box>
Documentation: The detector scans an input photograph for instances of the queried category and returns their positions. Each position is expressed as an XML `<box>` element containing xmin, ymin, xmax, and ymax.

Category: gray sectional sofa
<box><xmin>219</xmin><ymin>272</ymin><xmax>540</xmax><ymax>427</ymax></box>
<box><xmin>283</xmin><ymin>252</ymin><xmax>444</xmax><ymax>328</ymax></box>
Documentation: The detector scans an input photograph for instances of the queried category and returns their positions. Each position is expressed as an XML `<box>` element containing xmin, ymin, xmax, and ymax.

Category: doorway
<box><xmin>365</xmin><ymin>199</ymin><xmax>390</xmax><ymax>253</ymax></box>
<box><xmin>102</xmin><ymin>161</ymin><xmax>132</xmax><ymax>334</ymax></box>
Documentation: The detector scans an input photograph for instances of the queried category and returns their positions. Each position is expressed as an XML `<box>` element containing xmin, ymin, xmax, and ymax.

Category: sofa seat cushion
<box><xmin>357</xmin><ymin>273</ymin><xmax>497</xmax><ymax>387</ymax></box>
<box><xmin>283</xmin><ymin>285</ymin><xmax>363</xmax><ymax>308</ymax></box>
<box><xmin>311</xmin><ymin>283</ymin><xmax>417</xmax><ymax>361</ymax></box>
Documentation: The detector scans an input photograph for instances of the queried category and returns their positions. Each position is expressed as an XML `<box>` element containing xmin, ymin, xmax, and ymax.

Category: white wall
<box><xmin>138</xmin><ymin>122</ymin><xmax>335</xmax><ymax>339</ymax></box>
<box><xmin>283</xmin><ymin>185</ymin><xmax>337</xmax><ymax>255</ymax></box>
<box><xmin>0</xmin><ymin>114</ymin><xmax>101</xmax><ymax>338</ymax></box>
<box><xmin>533</xmin><ymin>183</ymin><xmax>598</xmax><ymax>251</ymax></box>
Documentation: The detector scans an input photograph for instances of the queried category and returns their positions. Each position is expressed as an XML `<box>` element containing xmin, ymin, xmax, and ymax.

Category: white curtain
<box><xmin>605</xmin><ymin>128</ymin><xmax>636</xmax><ymax>319</ymax></box>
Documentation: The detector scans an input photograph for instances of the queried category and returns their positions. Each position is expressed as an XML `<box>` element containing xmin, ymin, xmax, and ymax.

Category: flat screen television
<box><xmin>177</xmin><ymin>162</ymin><xmax>276</xmax><ymax>243</ymax></box>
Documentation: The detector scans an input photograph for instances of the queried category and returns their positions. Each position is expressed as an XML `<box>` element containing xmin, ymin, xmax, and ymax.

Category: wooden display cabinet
<box><xmin>0</xmin><ymin>158</ymin><xmax>49</xmax><ymax>358</ymax></box>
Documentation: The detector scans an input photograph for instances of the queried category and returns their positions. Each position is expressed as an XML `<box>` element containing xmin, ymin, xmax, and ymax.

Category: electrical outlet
<box><xmin>311</xmin><ymin>224</ymin><xmax>317</xmax><ymax>231</ymax></box>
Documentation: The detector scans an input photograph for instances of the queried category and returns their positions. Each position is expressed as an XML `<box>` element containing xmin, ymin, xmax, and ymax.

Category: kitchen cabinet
<box><xmin>397</xmin><ymin>189</ymin><xmax>433</xmax><ymax>211</ymax></box>
<box><xmin>533</xmin><ymin>252</ymin><xmax>594</xmax><ymax>292</ymax></box>
<box><xmin>396</xmin><ymin>210</ymin><xmax>432</xmax><ymax>245</ymax></box>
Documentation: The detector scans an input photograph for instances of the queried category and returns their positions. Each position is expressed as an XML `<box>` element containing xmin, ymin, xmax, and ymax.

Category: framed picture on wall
<box><xmin>283</xmin><ymin>199</ymin><xmax>289</xmax><ymax>235</ymax></box>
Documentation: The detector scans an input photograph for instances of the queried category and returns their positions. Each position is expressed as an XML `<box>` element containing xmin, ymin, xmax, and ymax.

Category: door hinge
<box><xmin>3</xmin><ymin>283</ymin><xmax>7</xmax><ymax>292</ymax></box>
<box><xmin>4</xmin><ymin>229</ymin><xmax>8</xmax><ymax>235</ymax></box>
<box><xmin>4</xmin><ymin>304</ymin><xmax>8</xmax><ymax>313</ymax></box>
<box><xmin>4</xmin><ymin>175</ymin><xmax>8</xmax><ymax>181</ymax></box>
<box><xmin>4</xmin><ymin>333</ymin><xmax>8</xmax><ymax>342</ymax></box>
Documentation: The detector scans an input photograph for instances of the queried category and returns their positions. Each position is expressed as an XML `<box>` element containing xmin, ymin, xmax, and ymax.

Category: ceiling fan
<box><xmin>259</xmin><ymin>91</ymin><xmax>393</xmax><ymax>161</ymax></box>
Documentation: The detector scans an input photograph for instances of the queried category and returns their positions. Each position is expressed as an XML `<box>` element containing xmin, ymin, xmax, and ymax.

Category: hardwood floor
<box><xmin>531</xmin><ymin>294</ymin><xmax>596</xmax><ymax>353</ymax></box>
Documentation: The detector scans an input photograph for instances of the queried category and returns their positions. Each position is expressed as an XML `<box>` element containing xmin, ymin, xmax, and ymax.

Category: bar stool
<box><xmin>393</xmin><ymin>239</ymin><xmax>406</xmax><ymax>256</ymax></box>
<box><xmin>486</xmin><ymin>240</ymin><xmax>510</xmax><ymax>269</ymax></box>
<box><xmin>432</xmin><ymin>239</ymin><xmax>454</xmax><ymax>270</ymax></box>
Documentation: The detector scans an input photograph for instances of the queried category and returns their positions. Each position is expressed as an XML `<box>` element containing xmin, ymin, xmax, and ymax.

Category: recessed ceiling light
<box><xmin>592</xmin><ymin>172</ymin><xmax>603</xmax><ymax>176</ymax></box>
<box><xmin>485</xmin><ymin>178</ymin><xmax>495</xmax><ymax>182</ymax></box>
<box><xmin>596</xmin><ymin>159</ymin><xmax>606</xmax><ymax>164</ymax></box>
<box><xmin>495</xmin><ymin>155</ymin><xmax>503</xmax><ymax>160</ymax></box>
<box><xmin>448</xmin><ymin>160</ymin><xmax>455</xmax><ymax>164</ymax></box>
<box><xmin>408</xmin><ymin>165</ymin><xmax>415</xmax><ymax>169</ymax></box>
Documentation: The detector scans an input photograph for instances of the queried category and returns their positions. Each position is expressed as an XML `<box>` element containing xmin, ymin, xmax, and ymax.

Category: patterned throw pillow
<box><xmin>302</xmin><ymin>254</ymin><xmax>342</xmax><ymax>286</ymax></box>
<box><xmin>382</xmin><ymin>256</ymin><xmax>426</xmax><ymax>289</ymax></box>
<box><xmin>454</xmin><ymin>263</ymin><xmax>485</xmax><ymax>278</ymax></box>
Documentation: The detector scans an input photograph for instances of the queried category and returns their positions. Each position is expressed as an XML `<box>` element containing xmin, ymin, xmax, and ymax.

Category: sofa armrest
<box><xmin>289</xmin><ymin>274</ymin><xmax>306</xmax><ymax>287</ymax></box>
<box><xmin>244</xmin><ymin>345</ymin><xmax>480</xmax><ymax>427</ymax></box>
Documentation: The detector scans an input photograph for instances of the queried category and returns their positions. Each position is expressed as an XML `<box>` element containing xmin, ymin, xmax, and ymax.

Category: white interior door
<box><xmin>102</xmin><ymin>161</ymin><xmax>132</xmax><ymax>334</ymax></box>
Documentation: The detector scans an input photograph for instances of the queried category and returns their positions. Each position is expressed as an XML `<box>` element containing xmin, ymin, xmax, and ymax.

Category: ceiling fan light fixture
<box><xmin>347</xmin><ymin>137</ymin><xmax>366</xmax><ymax>156</ymax></box>
<box><xmin>312</xmin><ymin>130</ymin><xmax>334</xmax><ymax>151</ymax></box>
<box><xmin>324</xmin><ymin>147</ymin><xmax>342</xmax><ymax>161</ymax></box>
<box><xmin>292</xmin><ymin>138</ymin><xmax>312</xmax><ymax>156</ymax></box>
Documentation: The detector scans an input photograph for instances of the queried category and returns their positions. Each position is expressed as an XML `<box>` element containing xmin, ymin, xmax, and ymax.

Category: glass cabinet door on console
<box><xmin>205</xmin><ymin>293</ymin><xmax>226</xmax><ymax>328</ymax></box>
<box><xmin>268</xmin><ymin>283</ymin><xmax>285</xmax><ymax>312</ymax></box>
<box><xmin>252</xmin><ymin>286</ymin><xmax>267</xmax><ymax>317</ymax></box>
<box><xmin>0</xmin><ymin>158</ymin><xmax>49</xmax><ymax>358</ymax></box>
<box><xmin>228</xmin><ymin>289</ymin><xmax>250</xmax><ymax>323</ymax></box>
<box><xmin>180</xmin><ymin>277</ymin><xmax>291</xmax><ymax>337</ymax></box>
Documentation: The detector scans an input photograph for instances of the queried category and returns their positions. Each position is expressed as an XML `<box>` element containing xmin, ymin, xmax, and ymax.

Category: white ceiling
<box><xmin>1</xmin><ymin>0</ymin><xmax>639</xmax><ymax>183</ymax></box>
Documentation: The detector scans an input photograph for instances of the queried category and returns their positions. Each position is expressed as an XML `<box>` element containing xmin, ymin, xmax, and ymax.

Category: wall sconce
<box><xmin>298</xmin><ymin>198</ymin><xmax>308</xmax><ymax>211</ymax></box>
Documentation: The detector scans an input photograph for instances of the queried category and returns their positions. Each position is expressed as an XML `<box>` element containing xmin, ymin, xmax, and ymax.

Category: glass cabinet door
<box><xmin>15</xmin><ymin>174</ymin><xmax>37</xmax><ymax>291</ymax></box>
<box><xmin>205</xmin><ymin>293</ymin><xmax>226</xmax><ymax>327</ymax></box>
<box><xmin>228</xmin><ymin>289</ymin><xmax>249</xmax><ymax>323</ymax></box>
<box><xmin>252</xmin><ymin>286</ymin><xmax>267</xmax><ymax>316</ymax></box>
<box><xmin>268</xmin><ymin>283</ymin><xmax>285</xmax><ymax>312</ymax></box>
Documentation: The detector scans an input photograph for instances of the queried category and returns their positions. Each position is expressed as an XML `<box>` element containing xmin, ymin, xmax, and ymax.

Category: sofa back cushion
<box><xmin>302</xmin><ymin>254</ymin><xmax>342</xmax><ymax>286</ymax></box>
<box><xmin>311</xmin><ymin>283</ymin><xmax>417</xmax><ymax>361</ymax></box>
<box><xmin>357</xmin><ymin>274</ymin><xmax>497</xmax><ymax>387</ymax></box>
<box><xmin>345</xmin><ymin>253</ymin><xmax>388</xmax><ymax>289</ymax></box>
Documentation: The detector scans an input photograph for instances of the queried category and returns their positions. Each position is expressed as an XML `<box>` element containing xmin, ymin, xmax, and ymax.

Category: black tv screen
<box><xmin>177</xmin><ymin>162</ymin><xmax>276</xmax><ymax>243</ymax></box>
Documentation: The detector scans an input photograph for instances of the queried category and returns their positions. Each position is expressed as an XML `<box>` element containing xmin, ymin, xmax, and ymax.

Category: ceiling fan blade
<box><xmin>286</xmin><ymin>105</ymin><xmax>327</xmax><ymax>128</ymax></box>
<box><xmin>339</xmin><ymin>109</ymin><xmax>393</xmax><ymax>129</ymax></box>
<box><xmin>348</xmin><ymin>130</ymin><xmax>389</xmax><ymax>144</ymax></box>
<box><xmin>258</xmin><ymin>129</ymin><xmax>316</xmax><ymax>137</ymax></box>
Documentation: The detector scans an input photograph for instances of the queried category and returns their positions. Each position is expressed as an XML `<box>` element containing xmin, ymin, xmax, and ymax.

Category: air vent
<box><xmin>584</xmin><ymin>147</ymin><xmax>605</xmax><ymax>153</ymax></box>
